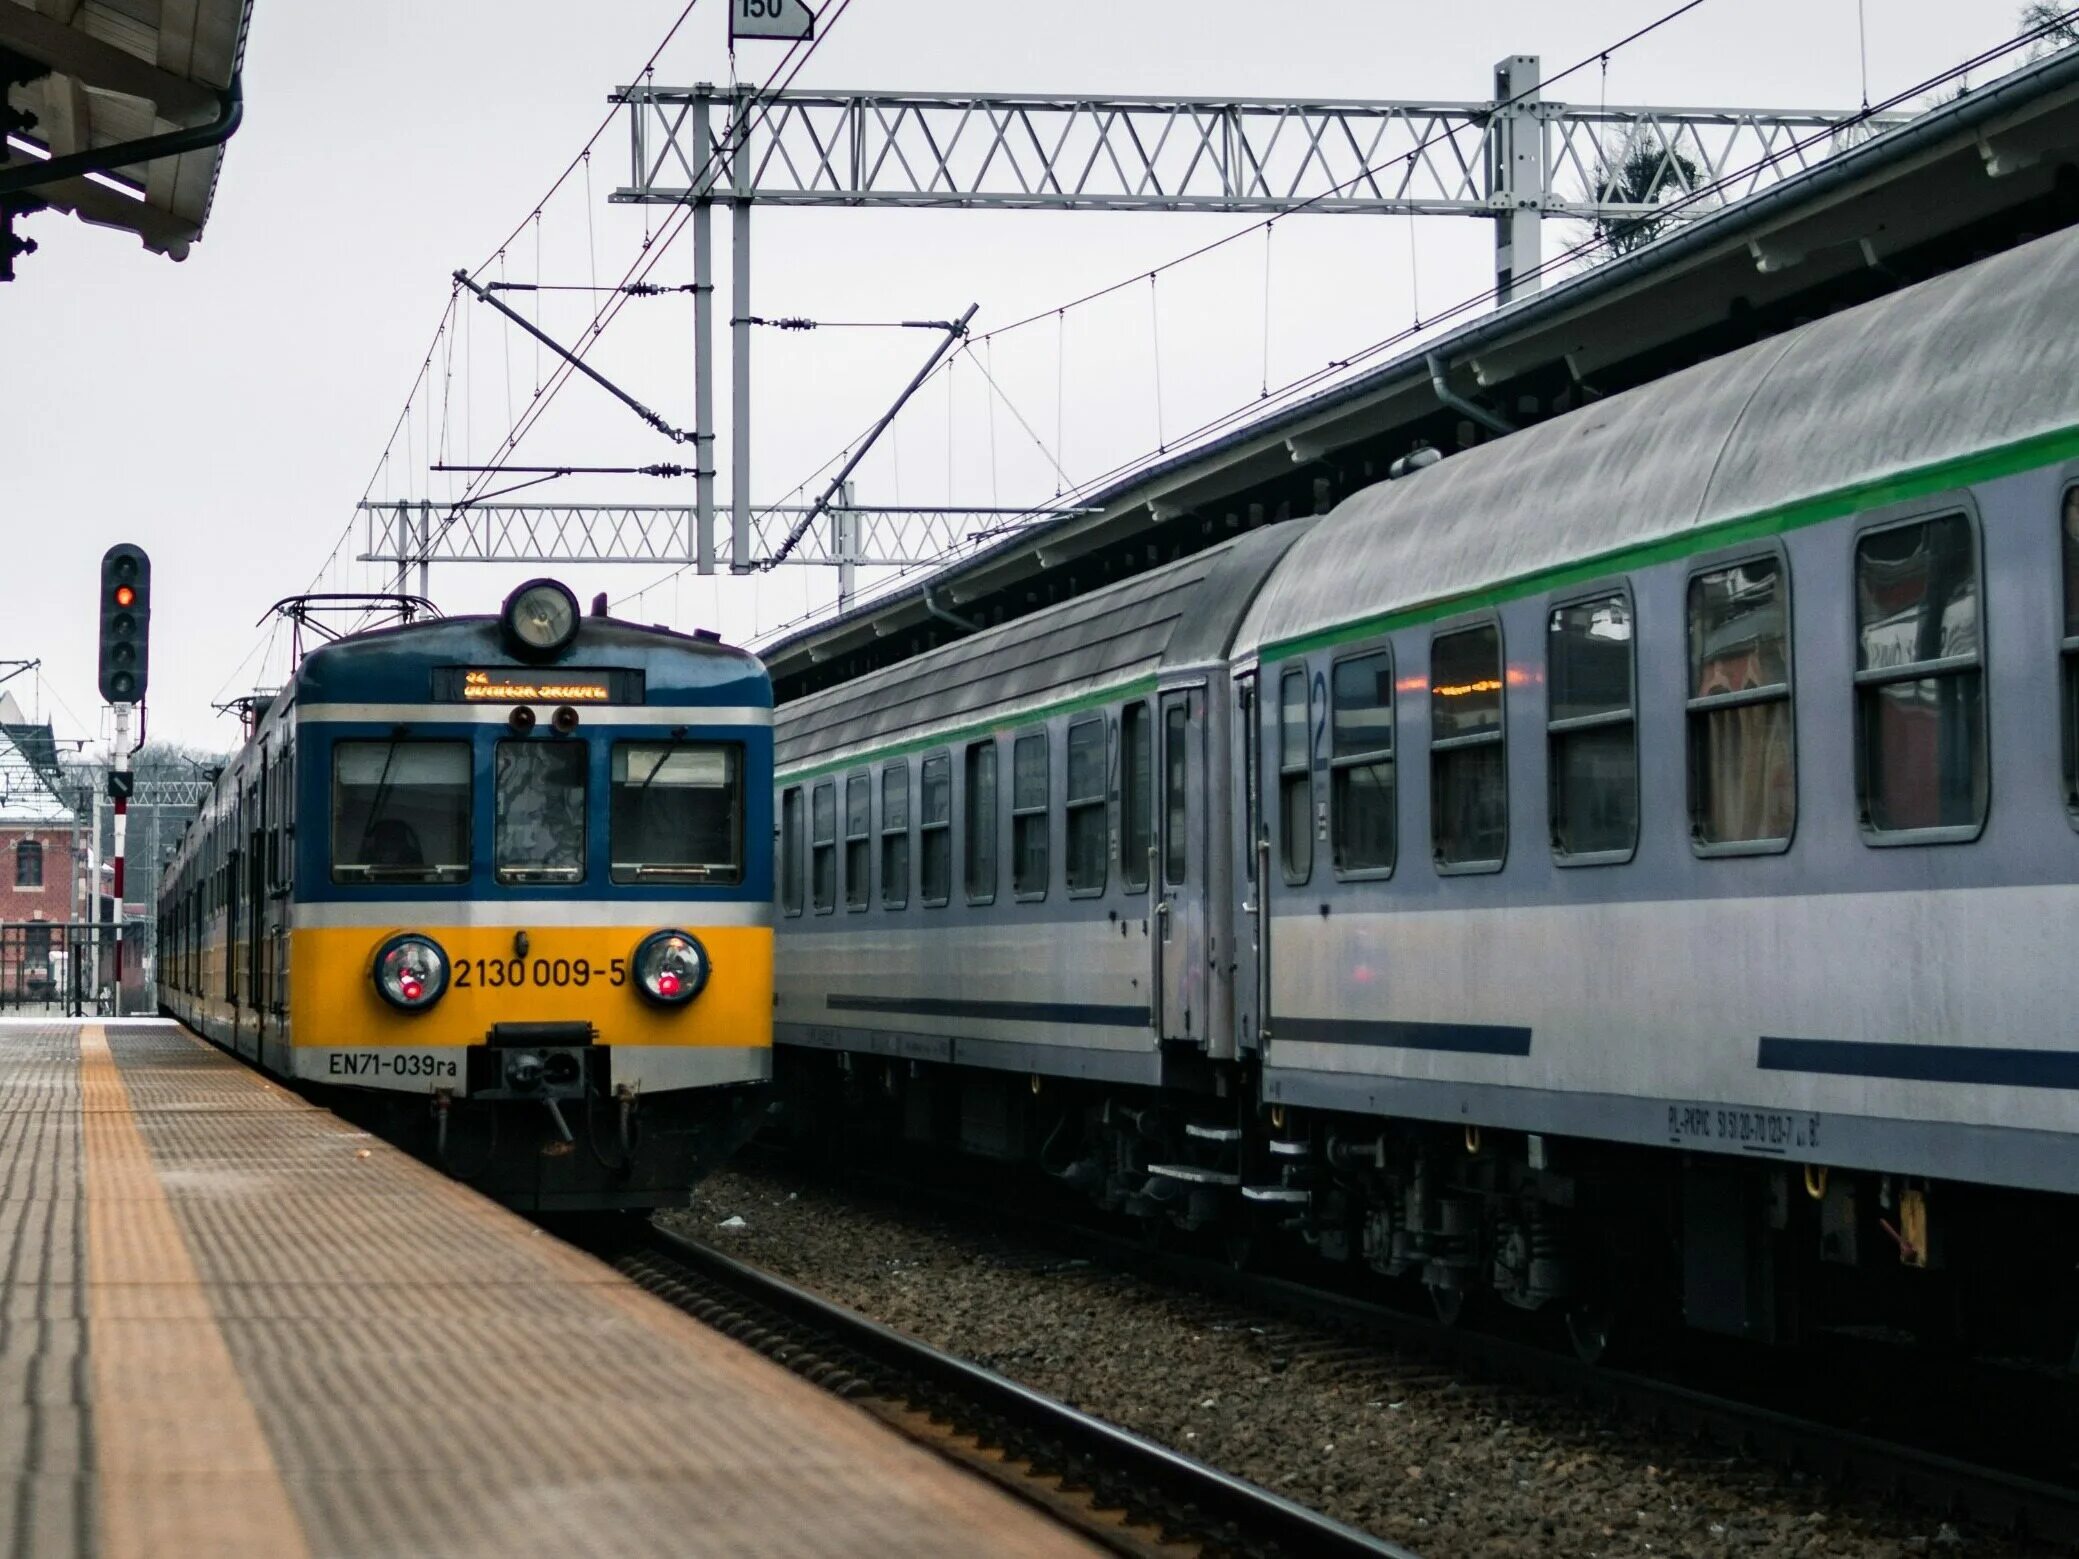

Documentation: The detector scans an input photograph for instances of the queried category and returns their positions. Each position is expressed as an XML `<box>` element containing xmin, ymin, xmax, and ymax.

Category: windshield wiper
<box><xmin>636</xmin><ymin>744</ymin><xmax>677</xmax><ymax>792</ymax></box>
<box><xmin>353</xmin><ymin>742</ymin><xmax>403</xmax><ymax>860</ymax></box>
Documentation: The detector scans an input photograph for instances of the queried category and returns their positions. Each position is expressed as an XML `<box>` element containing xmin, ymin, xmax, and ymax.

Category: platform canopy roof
<box><xmin>0</xmin><ymin>0</ymin><xmax>251</xmax><ymax>259</ymax></box>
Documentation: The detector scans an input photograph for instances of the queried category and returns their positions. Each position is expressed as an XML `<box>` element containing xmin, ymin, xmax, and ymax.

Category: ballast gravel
<box><xmin>665</xmin><ymin>1166</ymin><xmax>2058</xmax><ymax>1559</ymax></box>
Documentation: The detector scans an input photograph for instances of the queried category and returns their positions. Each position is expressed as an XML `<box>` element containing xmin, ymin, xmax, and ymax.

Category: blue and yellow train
<box><xmin>157</xmin><ymin>580</ymin><xmax>774</xmax><ymax>1212</ymax></box>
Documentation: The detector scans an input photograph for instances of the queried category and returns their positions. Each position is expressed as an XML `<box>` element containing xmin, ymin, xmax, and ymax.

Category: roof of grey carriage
<box><xmin>1234</xmin><ymin>219</ymin><xmax>2079</xmax><ymax>660</ymax></box>
<box><xmin>776</xmin><ymin>522</ymin><xmax>1310</xmax><ymax>776</ymax></box>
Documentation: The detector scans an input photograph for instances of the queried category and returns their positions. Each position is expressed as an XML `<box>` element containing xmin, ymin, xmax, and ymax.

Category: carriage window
<box><xmin>1431</xmin><ymin>625</ymin><xmax>1506</xmax><ymax>870</ymax></box>
<box><xmin>496</xmin><ymin>741</ymin><xmax>587</xmax><ymax>884</ymax></box>
<box><xmin>780</xmin><ymin>787</ymin><xmax>805</xmax><ymax>915</ymax></box>
<box><xmin>881</xmin><ymin>761</ymin><xmax>910</xmax><ymax>909</ymax></box>
<box><xmin>965</xmin><ymin>740</ymin><xmax>998</xmax><ymax>903</ymax></box>
<box><xmin>1855</xmin><ymin>514</ymin><xmax>1986</xmax><ymax>839</ymax></box>
<box><xmin>2062</xmin><ymin>488</ymin><xmax>2079</xmax><ymax>818</ymax></box>
<box><xmin>610</xmin><ymin>742</ymin><xmax>742</xmax><ymax>884</ymax></box>
<box><xmin>1064</xmin><ymin>718</ymin><xmax>1107</xmax><ymax>894</ymax></box>
<box><xmin>1163</xmin><ymin>705</ymin><xmax>1190</xmax><ymax>886</ymax></box>
<box><xmin>1331</xmin><ymin>650</ymin><xmax>1395</xmax><ymax>876</ymax></box>
<box><xmin>331</xmin><ymin>741</ymin><xmax>471</xmax><ymax>884</ymax></box>
<box><xmin>1548</xmin><ymin>593</ymin><xmax>1637</xmax><ymax>862</ymax></box>
<box><xmin>1688</xmin><ymin>557</ymin><xmax>1794</xmax><ymax>851</ymax></box>
<box><xmin>1121</xmin><ymin>702</ymin><xmax>1152</xmax><ymax>892</ymax></box>
<box><xmin>845</xmin><ymin>772</ymin><xmax>870</xmax><ymax>910</ymax></box>
<box><xmin>811</xmin><ymin>780</ymin><xmax>836</xmax><ymax>912</ymax></box>
<box><xmin>1279</xmin><ymin>668</ymin><xmax>1313</xmax><ymax>883</ymax></box>
<box><xmin>920</xmin><ymin>754</ymin><xmax>951</xmax><ymax>905</ymax></box>
<box><xmin>1012</xmin><ymin>732</ymin><xmax>1048</xmax><ymax>898</ymax></box>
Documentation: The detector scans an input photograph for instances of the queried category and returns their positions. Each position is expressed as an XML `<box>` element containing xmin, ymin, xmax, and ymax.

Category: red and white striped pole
<box><xmin>110</xmin><ymin>701</ymin><xmax>131</xmax><ymax>1018</ymax></box>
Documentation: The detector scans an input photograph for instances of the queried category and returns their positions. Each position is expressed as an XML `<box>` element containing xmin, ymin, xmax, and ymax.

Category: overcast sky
<box><xmin>0</xmin><ymin>0</ymin><xmax>2030</xmax><ymax>749</ymax></box>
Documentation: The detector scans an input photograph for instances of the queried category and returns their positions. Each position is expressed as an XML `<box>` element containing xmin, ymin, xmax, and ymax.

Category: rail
<box><xmin>763</xmin><ymin>1153</ymin><xmax>2079</xmax><ymax>1548</ymax></box>
<box><xmin>614</xmin><ymin>1224</ymin><xmax>1415</xmax><ymax>1559</ymax></box>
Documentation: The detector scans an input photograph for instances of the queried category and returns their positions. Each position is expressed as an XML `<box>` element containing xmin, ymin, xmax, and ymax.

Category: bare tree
<box><xmin>2024</xmin><ymin>3</ymin><xmax>2079</xmax><ymax>60</ymax></box>
<box><xmin>1589</xmin><ymin>134</ymin><xmax>1706</xmax><ymax>257</ymax></box>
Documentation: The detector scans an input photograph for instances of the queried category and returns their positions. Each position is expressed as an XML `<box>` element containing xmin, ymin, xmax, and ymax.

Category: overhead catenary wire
<box><xmin>604</xmin><ymin>0</ymin><xmax>1726</xmax><ymax>616</ymax></box>
<box><xmin>962</xmin><ymin>338</ymin><xmax>1073</xmax><ymax>493</ymax></box>
<box><xmin>1857</xmin><ymin>0</ymin><xmax>1871</xmax><ymax>111</ymax></box>
<box><xmin>255</xmin><ymin>0</ymin><xmax>710</xmax><ymax>670</ymax></box>
<box><xmin>1148</xmin><ymin>273</ymin><xmax>1165</xmax><ymax>454</ymax></box>
<box><xmin>746</xmin><ymin>7</ymin><xmax>2079</xmax><ymax>643</ymax></box>
<box><xmin>582</xmin><ymin>0</ymin><xmax>1742</xmax><ymax>610</ymax></box>
<box><xmin>309</xmin><ymin>0</ymin><xmax>2079</xmax><ymax>671</ymax></box>
<box><xmin>959</xmin><ymin>0</ymin><xmax>1715</xmax><ymax>354</ymax></box>
<box><xmin>584</xmin><ymin>150</ymin><xmax>599</xmax><ymax>319</ymax></box>
<box><xmin>1054</xmin><ymin>309</ymin><xmax>1066</xmax><ymax>498</ymax></box>
<box><xmin>986</xmin><ymin>335</ymin><xmax>999</xmax><ymax>506</ymax></box>
<box><xmin>342</xmin><ymin>7</ymin><xmax>844</xmax><ymax>636</ymax></box>
<box><xmin>349</xmin><ymin>0</ymin><xmax>1706</xmax><ymax>638</ymax></box>
<box><xmin>451</xmin><ymin>6</ymin><xmax>846</xmax><ymax>517</ymax></box>
<box><xmin>284</xmin><ymin>0</ymin><xmax>1702</xmax><ymax>674</ymax></box>
<box><xmin>1261</xmin><ymin>219</ymin><xmax>1274</xmax><ymax>399</ymax></box>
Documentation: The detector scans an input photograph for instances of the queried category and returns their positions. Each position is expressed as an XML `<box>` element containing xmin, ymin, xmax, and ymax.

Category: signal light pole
<box><xmin>96</xmin><ymin>543</ymin><xmax>151</xmax><ymax>1017</ymax></box>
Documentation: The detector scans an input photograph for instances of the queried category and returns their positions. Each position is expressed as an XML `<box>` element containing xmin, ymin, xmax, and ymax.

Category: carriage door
<box><xmin>248</xmin><ymin>756</ymin><xmax>267</xmax><ymax>1027</ymax></box>
<box><xmin>1231</xmin><ymin>672</ymin><xmax>1265</xmax><ymax>1054</ymax></box>
<box><xmin>1155</xmin><ymin>686</ymin><xmax>1205</xmax><ymax>1042</ymax></box>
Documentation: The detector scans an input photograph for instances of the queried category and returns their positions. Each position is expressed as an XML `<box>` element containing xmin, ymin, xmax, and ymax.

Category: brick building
<box><xmin>0</xmin><ymin>697</ymin><xmax>82</xmax><ymax>1003</ymax></box>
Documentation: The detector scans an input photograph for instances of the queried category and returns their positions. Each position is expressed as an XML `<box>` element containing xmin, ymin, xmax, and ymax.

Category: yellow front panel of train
<box><xmin>288</xmin><ymin>925</ymin><xmax>774</xmax><ymax>1051</ymax></box>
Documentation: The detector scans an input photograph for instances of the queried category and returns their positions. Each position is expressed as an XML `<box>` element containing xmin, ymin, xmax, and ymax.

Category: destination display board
<box><xmin>431</xmin><ymin>668</ymin><xmax>646</xmax><ymax>704</ymax></box>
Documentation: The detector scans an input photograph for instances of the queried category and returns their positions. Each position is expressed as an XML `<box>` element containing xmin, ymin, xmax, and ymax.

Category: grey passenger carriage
<box><xmin>772</xmin><ymin>219</ymin><xmax>2079</xmax><ymax>1358</ymax></box>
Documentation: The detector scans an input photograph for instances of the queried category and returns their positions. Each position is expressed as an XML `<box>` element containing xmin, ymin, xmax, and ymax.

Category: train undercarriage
<box><xmin>776</xmin><ymin>1047</ymin><xmax>2079</xmax><ymax>1368</ymax></box>
<box><xmin>327</xmin><ymin>1077</ymin><xmax>766</xmax><ymax>1214</ymax></box>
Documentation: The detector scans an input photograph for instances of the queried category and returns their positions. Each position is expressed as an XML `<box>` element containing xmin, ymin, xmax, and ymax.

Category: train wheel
<box><xmin>1427</xmin><ymin>1282</ymin><xmax>1467</xmax><ymax>1327</ymax></box>
<box><xmin>1564</xmin><ymin>1298</ymin><xmax>1619</xmax><ymax>1365</ymax></box>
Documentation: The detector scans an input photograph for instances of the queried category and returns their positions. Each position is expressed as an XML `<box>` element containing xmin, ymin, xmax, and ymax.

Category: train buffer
<box><xmin>0</xmin><ymin>1019</ymin><xmax>1095</xmax><ymax>1557</ymax></box>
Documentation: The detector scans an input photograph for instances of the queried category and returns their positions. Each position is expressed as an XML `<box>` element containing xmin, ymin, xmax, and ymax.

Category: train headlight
<box><xmin>374</xmin><ymin>933</ymin><xmax>449</xmax><ymax>1012</ymax></box>
<box><xmin>632</xmin><ymin>929</ymin><xmax>709</xmax><ymax>1006</ymax></box>
<box><xmin>501</xmin><ymin>578</ymin><xmax>580</xmax><ymax>658</ymax></box>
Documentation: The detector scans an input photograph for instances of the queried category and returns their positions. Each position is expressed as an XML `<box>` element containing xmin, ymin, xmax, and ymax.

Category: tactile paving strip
<box><xmin>0</xmin><ymin>1022</ymin><xmax>1094</xmax><ymax>1558</ymax></box>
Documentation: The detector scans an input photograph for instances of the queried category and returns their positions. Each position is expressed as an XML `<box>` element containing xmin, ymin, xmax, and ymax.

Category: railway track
<box><xmin>609</xmin><ymin>1223</ymin><xmax>1414</xmax><ymax>1559</ymax></box>
<box><xmin>741</xmin><ymin>1154</ymin><xmax>2079</xmax><ymax>1551</ymax></box>
<box><xmin>1131</xmin><ymin>1240</ymin><xmax>2079</xmax><ymax>1549</ymax></box>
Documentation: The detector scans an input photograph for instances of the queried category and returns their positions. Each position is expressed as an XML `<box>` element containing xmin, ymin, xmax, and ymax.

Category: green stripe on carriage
<box><xmin>1258</xmin><ymin>421</ymin><xmax>2079</xmax><ymax>665</ymax></box>
<box><xmin>775</xmin><ymin>673</ymin><xmax>1159</xmax><ymax>785</ymax></box>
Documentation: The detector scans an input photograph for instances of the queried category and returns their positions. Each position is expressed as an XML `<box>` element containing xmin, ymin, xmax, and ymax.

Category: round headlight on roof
<box><xmin>502</xmin><ymin>578</ymin><xmax>580</xmax><ymax>658</ymax></box>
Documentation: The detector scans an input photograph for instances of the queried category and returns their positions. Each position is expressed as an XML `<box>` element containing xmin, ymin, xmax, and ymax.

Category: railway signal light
<box><xmin>97</xmin><ymin>543</ymin><xmax>151</xmax><ymax>704</ymax></box>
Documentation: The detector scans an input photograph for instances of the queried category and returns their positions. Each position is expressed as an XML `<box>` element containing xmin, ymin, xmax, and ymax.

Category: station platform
<box><xmin>0</xmin><ymin>1020</ymin><xmax>1093</xmax><ymax>1558</ymax></box>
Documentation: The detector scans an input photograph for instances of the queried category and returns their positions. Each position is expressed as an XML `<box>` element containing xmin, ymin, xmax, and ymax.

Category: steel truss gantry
<box><xmin>355</xmin><ymin>497</ymin><xmax>1094</xmax><ymax>604</ymax></box>
<box><xmin>616</xmin><ymin>66</ymin><xmax>1894</xmax><ymax>243</ymax></box>
<box><xmin>604</xmin><ymin>56</ymin><xmax>1898</xmax><ymax>591</ymax></box>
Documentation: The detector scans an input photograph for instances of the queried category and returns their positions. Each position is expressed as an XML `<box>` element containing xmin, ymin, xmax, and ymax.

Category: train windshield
<box><xmin>496</xmin><ymin>741</ymin><xmax>588</xmax><ymax>884</ymax></box>
<box><xmin>331</xmin><ymin>741</ymin><xmax>472</xmax><ymax>883</ymax></box>
<box><xmin>610</xmin><ymin>741</ymin><xmax>743</xmax><ymax>883</ymax></box>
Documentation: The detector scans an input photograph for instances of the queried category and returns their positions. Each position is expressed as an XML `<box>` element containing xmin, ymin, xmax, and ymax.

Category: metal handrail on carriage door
<box><xmin>1235</xmin><ymin>672</ymin><xmax>1272</xmax><ymax>1049</ymax></box>
<box><xmin>1149</xmin><ymin>843</ymin><xmax>1165</xmax><ymax>1036</ymax></box>
<box><xmin>1150</xmin><ymin>689</ymin><xmax>1193</xmax><ymax>1041</ymax></box>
